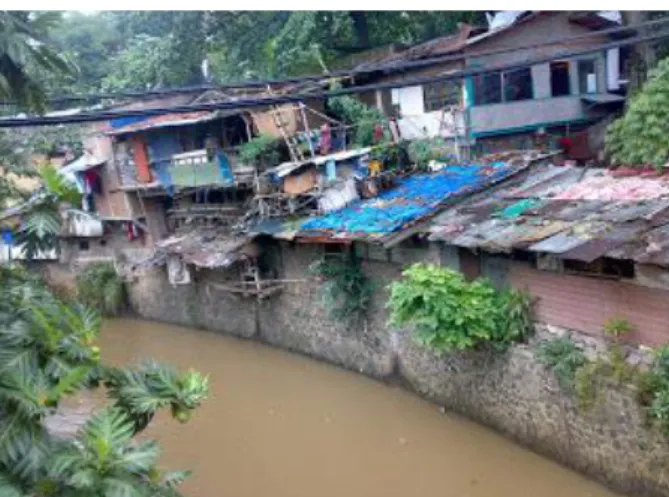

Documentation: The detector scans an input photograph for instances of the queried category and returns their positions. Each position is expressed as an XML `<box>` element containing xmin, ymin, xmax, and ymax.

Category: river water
<box><xmin>89</xmin><ymin>318</ymin><xmax>621</xmax><ymax>497</ymax></box>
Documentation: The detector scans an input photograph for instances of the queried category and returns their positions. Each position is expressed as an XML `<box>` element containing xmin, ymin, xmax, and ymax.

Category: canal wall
<box><xmin>125</xmin><ymin>244</ymin><xmax>669</xmax><ymax>497</ymax></box>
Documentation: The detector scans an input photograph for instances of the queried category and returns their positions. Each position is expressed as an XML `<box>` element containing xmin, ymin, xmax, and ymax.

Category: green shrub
<box><xmin>606</xmin><ymin>56</ymin><xmax>669</xmax><ymax>166</ymax></box>
<box><xmin>407</xmin><ymin>138</ymin><xmax>456</xmax><ymax>169</ymax></box>
<box><xmin>238</xmin><ymin>134</ymin><xmax>282</xmax><ymax>168</ymax></box>
<box><xmin>536</xmin><ymin>337</ymin><xmax>587</xmax><ymax>391</ymax></box>
<box><xmin>640</xmin><ymin>345</ymin><xmax>669</xmax><ymax>434</ymax></box>
<box><xmin>387</xmin><ymin>264</ymin><xmax>533</xmax><ymax>352</ymax></box>
<box><xmin>603</xmin><ymin>317</ymin><xmax>634</xmax><ymax>339</ymax></box>
<box><xmin>327</xmin><ymin>95</ymin><xmax>388</xmax><ymax>147</ymax></box>
<box><xmin>76</xmin><ymin>262</ymin><xmax>125</xmax><ymax>316</ymax></box>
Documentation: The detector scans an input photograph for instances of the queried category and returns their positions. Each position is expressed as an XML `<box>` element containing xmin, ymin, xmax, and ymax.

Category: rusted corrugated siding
<box><xmin>509</xmin><ymin>262</ymin><xmax>669</xmax><ymax>345</ymax></box>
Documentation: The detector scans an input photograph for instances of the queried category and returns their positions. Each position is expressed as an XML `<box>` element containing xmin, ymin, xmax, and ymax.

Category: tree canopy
<box><xmin>37</xmin><ymin>11</ymin><xmax>484</xmax><ymax>94</ymax></box>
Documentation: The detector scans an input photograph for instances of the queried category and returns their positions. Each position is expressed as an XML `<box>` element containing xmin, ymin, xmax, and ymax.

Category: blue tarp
<box><xmin>300</xmin><ymin>162</ymin><xmax>514</xmax><ymax>234</ymax></box>
<box><xmin>109</xmin><ymin>116</ymin><xmax>149</xmax><ymax>129</ymax></box>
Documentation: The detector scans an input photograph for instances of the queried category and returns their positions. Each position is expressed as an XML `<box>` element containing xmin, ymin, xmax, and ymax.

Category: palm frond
<box><xmin>0</xmin><ymin>472</ymin><xmax>27</xmax><ymax>497</ymax></box>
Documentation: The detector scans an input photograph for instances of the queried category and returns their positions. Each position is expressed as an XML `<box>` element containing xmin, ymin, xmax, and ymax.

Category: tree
<box><xmin>605</xmin><ymin>55</ymin><xmax>669</xmax><ymax>167</ymax></box>
<box><xmin>0</xmin><ymin>11</ymin><xmax>75</xmax><ymax>112</ymax></box>
<box><xmin>205</xmin><ymin>11</ymin><xmax>485</xmax><ymax>80</ymax></box>
<box><xmin>39</xmin><ymin>12</ymin><xmax>122</xmax><ymax>96</ymax></box>
<box><xmin>0</xmin><ymin>265</ymin><xmax>209</xmax><ymax>497</ymax></box>
<box><xmin>101</xmin><ymin>34</ymin><xmax>201</xmax><ymax>92</ymax></box>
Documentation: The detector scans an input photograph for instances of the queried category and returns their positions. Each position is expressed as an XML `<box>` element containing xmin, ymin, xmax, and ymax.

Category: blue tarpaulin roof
<box><xmin>109</xmin><ymin>116</ymin><xmax>149</xmax><ymax>129</ymax></box>
<box><xmin>300</xmin><ymin>162</ymin><xmax>517</xmax><ymax>236</ymax></box>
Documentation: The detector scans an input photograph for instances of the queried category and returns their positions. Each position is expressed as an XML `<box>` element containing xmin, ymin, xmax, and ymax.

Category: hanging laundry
<box><xmin>373</xmin><ymin>123</ymin><xmax>384</xmax><ymax>144</ymax></box>
<box><xmin>325</xmin><ymin>159</ymin><xmax>337</xmax><ymax>181</ymax></box>
<box><xmin>83</xmin><ymin>169</ymin><xmax>102</xmax><ymax>194</ymax></box>
<box><xmin>1</xmin><ymin>229</ymin><xmax>14</xmax><ymax>246</ymax></box>
<box><xmin>126</xmin><ymin>222</ymin><xmax>140</xmax><ymax>241</ymax></box>
<box><xmin>319</xmin><ymin>123</ymin><xmax>332</xmax><ymax>155</ymax></box>
<box><xmin>152</xmin><ymin>162</ymin><xmax>174</xmax><ymax>197</ymax></box>
<box><xmin>216</xmin><ymin>152</ymin><xmax>235</xmax><ymax>186</ymax></box>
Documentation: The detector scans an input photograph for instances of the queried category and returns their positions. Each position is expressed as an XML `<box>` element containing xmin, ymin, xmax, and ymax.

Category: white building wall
<box><xmin>391</xmin><ymin>86</ymin><xmax>465</xmax><ymax>140</ymax></box>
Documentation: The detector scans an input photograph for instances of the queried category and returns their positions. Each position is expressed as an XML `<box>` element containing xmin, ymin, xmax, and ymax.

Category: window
<box><xmin>473</xmin><ymin>71</ymin><xmax>502</xmax><ymax>105</ymax></box>
<box><xmin>578</xmin><ymin>59</ymin><xmax>598</xmax><ymax>94</ymax></box>
<box><xmin>473</xmin><ymin>68</ymin><xmax>533</xmax><ymax>105</ymax></box>
<box><xmin>422</xmin><ymin>81</ymin><xmax>461</xmax><ymax>112</ymax></box>
<box><xmin>78</xmin><ymin>240</ymin><xmax>90</xmax><ymax>251</ymax></box>
<box><xmin>503</xmin><ymin>68</ymin><xmax>533</xmax><ymax>102</ymax></box>
<box><xmin>563</xmin><ymin>258</ymin><xmax>634</xmax><ymax>279</ymax></box>
<box><xmin>550</xmin><ymin>61</ymin><xmax>571</xmax><ymax>96</ymax></box>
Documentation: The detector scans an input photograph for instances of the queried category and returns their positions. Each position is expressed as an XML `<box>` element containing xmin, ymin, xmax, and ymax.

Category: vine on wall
<box><xmin>310</xmin><ymin>252</ymin><xmax>373</xmax><ymax>328</ymax></box>
<box><xmin>387</xmin><ymin>264</ymin><xmax>533</xmax><ymax>352</ymax></box>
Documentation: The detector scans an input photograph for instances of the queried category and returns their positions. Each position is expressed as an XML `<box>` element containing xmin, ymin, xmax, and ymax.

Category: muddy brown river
<box><xmin>85</xmin><ymin>318</ymin><xmax>622</xmax><ymax>497</ymax></box>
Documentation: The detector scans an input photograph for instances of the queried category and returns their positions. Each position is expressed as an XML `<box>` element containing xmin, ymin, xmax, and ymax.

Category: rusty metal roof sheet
<box><xmin>155</xmin><ymin>229</ymin><xmax>256</xmax><ymax>268</ymax></box>
<box><xmin>429</xmin><ymin>165</ymin><xmax>669</xmax><ymax>265</ymax></box>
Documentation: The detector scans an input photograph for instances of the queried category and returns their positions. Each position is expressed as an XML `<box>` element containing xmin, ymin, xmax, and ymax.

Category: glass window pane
<box><xmin>503</xmin><ymin>67</ymin><xmax>533</xmax><ymax>102</ymax></box>
<box><xmin>422</xmin><ymin>81</ymin><xmax>461</xmax><ymax>112</ymax></box>
<box><xmin>473</xmin><ymin>72</ymin><xmax>502</xmax><ymax>105</ymax></box>
<box><xmin>578</xmin><ymin>60</ymin><xmax>597</xmax><ymax>94</ymax></box>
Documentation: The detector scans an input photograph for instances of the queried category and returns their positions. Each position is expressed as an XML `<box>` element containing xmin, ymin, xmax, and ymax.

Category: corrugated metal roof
<box><xmin>106</xmin><ymin>111</ymin><xmax>228</xmax><ymax>136</ymax></box>
<box><xmin>297</xmin><ymin>161</ymin><xmax>521</xmax><ymax>241</ymax></box>
<box><xmin>154</xmin><ymin>230</ymin><xmax>257</xmax><ymax>269</ymax></box>
<box><xmin>429</xmin><ymin>165</ymin><xmax>669</xmax><ymax>264</ymax></box>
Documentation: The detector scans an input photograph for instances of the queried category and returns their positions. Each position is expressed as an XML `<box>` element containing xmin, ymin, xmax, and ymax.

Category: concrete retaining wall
<box><xmin>125</xmin><ymin>244</ymin><xmax>669</xmax><ymax>496</ymax></box>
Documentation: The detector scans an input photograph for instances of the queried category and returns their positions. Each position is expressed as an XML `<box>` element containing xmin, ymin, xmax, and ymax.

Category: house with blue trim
<box><xmin>354</xmin><ymin>11</ymin><xmax>626</xmax><ymax>158</ymax></box>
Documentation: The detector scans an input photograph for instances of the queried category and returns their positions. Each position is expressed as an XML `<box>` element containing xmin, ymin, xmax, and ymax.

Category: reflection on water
<box><xmin>70</xmin><ymin>318</ymin><xmax>622</xmax><ymax>497</ymax></box>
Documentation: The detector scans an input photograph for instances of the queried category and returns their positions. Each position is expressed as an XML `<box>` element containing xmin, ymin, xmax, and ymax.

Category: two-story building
<box><xmin>354</xmin><ymin>11</ymin><xmax>627</xmax><ymax>159</ymax></box>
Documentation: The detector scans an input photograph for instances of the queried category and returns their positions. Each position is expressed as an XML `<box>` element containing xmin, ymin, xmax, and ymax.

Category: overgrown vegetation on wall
<box><xmin>538</xmin><ymin>326</ymin><xmax>669</xmax><ymax>435</ymax></box>
<box><xmin>75</xmin><ymin>262</ymin><xmax>125</xmax><ymax>316</ymax></box>
<box><xmin>387</xmin><ymin>264</ymin><xmax>533</xmax><ymax>352</ymax></box>
<box><xmin>310</xmin><ymin>252</ymin><xmax>373</xmax><ymax>328</ymax></box>
<box><xmin>606</xmin><ymin>56</ymin><xmax>669</xmax><ymax>167</ymax></box>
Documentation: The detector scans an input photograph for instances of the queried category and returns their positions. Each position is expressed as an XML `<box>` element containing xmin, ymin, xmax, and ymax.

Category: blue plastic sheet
<box><xmin>301</xmin><ymin>162</ymin><xmax>512</xmax><ymax>234</ymax></box>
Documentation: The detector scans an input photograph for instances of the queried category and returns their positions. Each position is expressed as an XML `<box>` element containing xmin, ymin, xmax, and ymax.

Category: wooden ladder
<box><xmin>266</xmin><ymin>85</ymin><xmax>304</xmax><ymax>163</ymax></box>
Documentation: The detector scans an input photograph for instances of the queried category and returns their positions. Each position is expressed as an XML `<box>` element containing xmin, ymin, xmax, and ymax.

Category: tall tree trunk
<box><xmin>622</xmin><ymin>11</ymin><xmax>657</xmax><ymax>98</ymax></box>
<box><xmin>349</xmin><ymin>11</ymin><xmax>370</xmax><ymax>49</ymax></box>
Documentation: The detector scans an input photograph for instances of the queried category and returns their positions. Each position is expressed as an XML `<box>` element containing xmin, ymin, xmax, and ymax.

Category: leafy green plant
<box><xmin>606</xmin><ymin>56</ymin><xmax>669</xmax><ymax>166</ymax></box>
<box><xmin>238</xmin><ymin>134</ymin><xmax>282</xmax><ymax>169</ymax></box>
<box><xmin>327</xmin><ymin>95</ymin><xmax>388</xmax><ymax>147</ymax></box>
<box><xmin>387</xmin><ymin>264</ymin><xmax>533</xmax><ymax>352</ymax></box>
<box><xmin>407</xmin><ymin>138</ymin><xmax>457</xmax><ymax>170</ymax></box>
<box><xmin>538</xmin><ymin>333</ymin><xmax>641</xmax><ymax>411</ymax></box>
<box><xmin>309</xmin><ymin>253</ymin><xmax>373</xmax><ymax>328</ymax></box>
<box><xmin>536</xmin><ymin>337</ymin><xmax>587</xmax><ymax>391</ymax></box>
<box><xmin>574</xmin><ymin>361</ymin><xmax>601</xmax><ymax>410</ymax></box>
<box><xmin>0</xmin><ymin>269</ymin><xmax>208</xmax><ymax>496</ymax></box>
<box><xmin>603</xmin><ymin>317</ymin><xmax>634</xmax><ymax>339</ymax></box>
<box><xmin>75</xmin><ymin>262</ymin><xmax>125</xmax><ymax>317</ymax></box>
<box><xmin>636</xmin><ymin>345</ymin><xmax>669</xmax><ymax>434</ymax></box>
<box><xmin>15</xmin><ymin>164</ymin><xmax>83</xmax><ymax>260</ymax></box>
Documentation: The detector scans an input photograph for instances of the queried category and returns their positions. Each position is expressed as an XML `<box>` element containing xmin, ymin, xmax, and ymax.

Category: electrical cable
<box><xmin>9</xmin><ymin>15</ymin><xmax>669</xmax><ymax>106</ymax></box>
<box><xmin>0</xmin><ymin>28</ymin><xmax>667</xmax><ymax>128</ymax></box>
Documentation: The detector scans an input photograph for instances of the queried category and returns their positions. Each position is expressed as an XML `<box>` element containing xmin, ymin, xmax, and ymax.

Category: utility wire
<box><xmin>10</xmin><ymin>15</ymin><xmax>669</xmax><ymax>106</ymax></box>
<box><xmin>1</xmin><ymin>28</ymin><xmax>668</xmax><ymax>129</ymax></box>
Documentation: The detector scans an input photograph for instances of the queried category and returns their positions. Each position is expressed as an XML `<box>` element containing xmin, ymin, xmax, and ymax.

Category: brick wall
<box><xmin>509</xmin><ymin>262</ymin><xmax>669</xmax><ymax>346</ymax></box>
